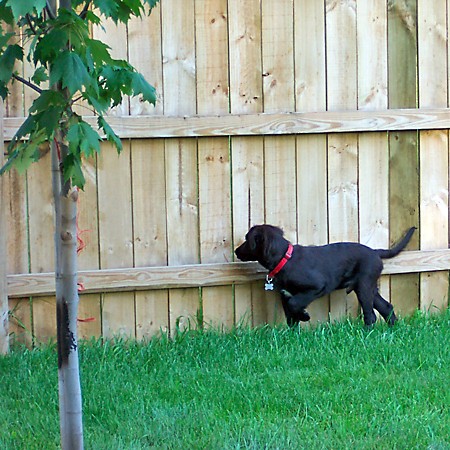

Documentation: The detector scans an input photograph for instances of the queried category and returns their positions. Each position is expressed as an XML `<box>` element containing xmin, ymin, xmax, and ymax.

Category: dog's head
<box><xmin>234</xmin><ymin>224</ymin><xmax>285</xmax><ymax>264</ymax></box>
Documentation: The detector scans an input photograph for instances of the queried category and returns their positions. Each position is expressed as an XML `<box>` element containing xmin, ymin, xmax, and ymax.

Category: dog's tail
<box><xmin>376</xmin><ymin>227</ymin><xmax>416</xmax><ymax>259</ymax></box>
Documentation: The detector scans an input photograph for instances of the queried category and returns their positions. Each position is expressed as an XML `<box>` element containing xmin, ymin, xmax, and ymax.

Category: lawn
<box><xmin>1</xmin><ymin>310</ymin><xmax>450</xmax><ymax>449</ymax></box>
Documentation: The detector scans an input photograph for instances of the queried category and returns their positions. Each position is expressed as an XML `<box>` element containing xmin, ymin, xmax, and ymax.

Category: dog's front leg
<box><xmin>280</xmin><ymin>290</ymin><xmax>310</xmax><ymax>325</ymax></box>
<box><xmin>281</xmin><ymin>288</ymin><xmax>330</xmax><ymax>326</ymax></box>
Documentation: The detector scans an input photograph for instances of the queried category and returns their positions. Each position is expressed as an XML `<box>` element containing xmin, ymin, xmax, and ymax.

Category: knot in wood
<box><xmin>70</xmin><ymin>189</ymin><xmax>79</xmax><ymax>202</ymax></box>
<box><xmin>61</xmin><ymin>231</ymin><xmax>73</xmax><ymax>242</ymax></box>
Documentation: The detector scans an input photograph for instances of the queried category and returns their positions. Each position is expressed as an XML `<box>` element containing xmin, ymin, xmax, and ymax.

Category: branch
<box><xmin>79</xmin><ymin>1</ymin><xmax>92</xmax><ymax>19</ymax></box>
<box><xmin>25</xmin><ymin>14</ymin><xmax>36</xmax><ymax>35</ymax></box>
<box><xmin>45</xmin><ymin>1</ymin><xmax>57</xmax><ymax>20</ymax></box>
<box><xmin>12</xmin><ymin>74</ymin><xmax>42</xmax><ymax>94</ymax></box>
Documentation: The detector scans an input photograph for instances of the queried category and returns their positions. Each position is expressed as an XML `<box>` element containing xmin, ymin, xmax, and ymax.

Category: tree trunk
<box><xmin>50</xmin><ymin>0</ymin><xmax>84</xmax><ymax>446</ymax></box>
<box><xmin>52</xmin><ymin>134</ymin><xmax>84</xmax><ymax>449</ymax></box>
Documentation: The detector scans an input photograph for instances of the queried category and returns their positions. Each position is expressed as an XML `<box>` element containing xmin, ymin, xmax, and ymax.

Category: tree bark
<box><xmin>52</xmin><ymin>133</ymin><xmax>84</xmax><ymax>449</ymax></box>
<box><xmin>50</xmin><ymin>0</ymin><xmax>84</xmax><ymax>446</ymax></box>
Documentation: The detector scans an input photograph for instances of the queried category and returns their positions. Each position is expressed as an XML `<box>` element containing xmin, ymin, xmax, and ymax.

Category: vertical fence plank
<box><xmin>262</xmin><ymin>0</ymin><xmax>295</xmax><ymax>325</ymax></box>
<box><xmin>4</xmin><ymin>51</ymin><xmax>31</xmax><ymax>344</ymax></box>
<box><xmin>198</xmin><ymin>138</ymin><xmax>234</xmax><ymax>329</ymax></box>
<box><xmin>357</xmin><ymin>0</ymin><xmax>390</xmax><ymax>309</ymax></box>
<box><xmin>162</xmin><ymin>0</ymin><xmax>200</xmax><ymax>334</ymax></box>
<box><xmin>196</xmin><ymin>0</ymin><xmax>234</xmax><ymax>330</ymax></box>
<box><xmin>77</xmin><ymin>158</ymin><xmax>101</xmax><ymax>339</ymax></box>
<box><xmin>0</xmin><ymin>99</ymin><xmax>7</xmax><ymax>353</ymax></box>
<box><xmin>326</xmin><ymin>0</ymin><xmax>359</xmax><ymax>321</ymax></box>
<box><xmin>128</xmin><ymin>2</ymin><xmax>167</xmax><ymax>339</ymax></box>
<box><xmin>28</xmin><ymin>152</ymin><xmax>55</xmax><ymax>343</ymax></box>
<box><xmin>128</xmin><ymin>2</ymin><xmax>163</xmax><ymax>116</ymax></box>
<box><xmin>388</xmin><ymin>0</ymin><xmax>420</xmax><ymax>316</ymax></box>
<box><xmin>418</xmin><ymin>0</ymin><xmax>449</xmax><ymax>312</ymax></box>
<box><xmin>229</xmin><ymin>0</ymin><xmax>265</xmax><ymax>326</ymax></box>
<box><xmin>294</xmin><ymin>0</ymin><xmax>329</xmax><ymax>324</ymax></box>
<box><xmin>132</xmin><ymin>140</ymin><xmax>169</xmax><ymax>339</ymax></box>
<box><xmin>97</xmin><ymin>143</ymin><xmax>135</xmax><ymax>338</ymax></box>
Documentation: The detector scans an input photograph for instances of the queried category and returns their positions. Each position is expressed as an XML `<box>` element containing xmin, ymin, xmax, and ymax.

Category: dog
<box><xmin>235</xmin><ymin>225</ymin><xmax>416</xmax><ymax>327</ymax></box>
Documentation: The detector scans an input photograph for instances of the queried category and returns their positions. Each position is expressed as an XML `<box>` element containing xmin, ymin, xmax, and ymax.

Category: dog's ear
<box><xmin>262</xmin><ymin>225</ymin><xmax>284</xmax><ymax>260</ymax></box>
<box><xmin>247</xmin><ymin>228</ymin><xmax>263</xmax><ymax>252</ymax></box>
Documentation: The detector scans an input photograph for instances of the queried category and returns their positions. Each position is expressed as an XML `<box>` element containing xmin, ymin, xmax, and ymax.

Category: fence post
<box><xmin>0</xmin><ymin>98</ymin><xmax>8</xmax><ymax>354</ymax></box>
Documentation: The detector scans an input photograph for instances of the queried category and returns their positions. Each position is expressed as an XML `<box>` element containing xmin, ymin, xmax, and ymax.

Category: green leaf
<box><xmin>6</xmin><ymin>0</ymin><xmax>46</xmax><ymax>21</ymax></box>
<box><xmin>50</xmin><ymin>51</ymin><xmax>90</xmax><ymax>94</ymax></box>
<box><xmin>0</xmin><ymin>31</ymin><xmax>14</xmax><ymax>50</ymax></box>
<box><xmin>93</xmin><ymin>0</ymin><xmax>119</xmax><ymax>19</ymax></box>
<box><xmin>31</xmin><ymin>66</ymin><xmax>48</xmax><ymax>85</ymax></box>
<box><xmin>131</xmin><ymin>72</ymin><xmax>156</xmax><ymax>105</ymax></box>
<box><xmin>0</xmin><ymin>2</ymin><xmax>15</xmax><ymax>25</ymax></box>
<box><xmin>5</xmin><ymin>129</ymin><xmax>48</xmax><ymax>176</ymax></box>
<box><xmin>29</xmin><ymin>90</ymin><xmax>66</xmax><ymax>113</ymax></box>
<box><xmin>9</xmin><ymin>114</ymin><xmax>37</xmax><ymax>145</ymax></box>
<box><xmin>0</xmin><ymin>82</ymin><xmax>8</xmax><ymax>100</ymax></box>
<box><xmin>34</xmin><ymin>29</ymin><xmax>67</xmax><ymax>65</ymax></box>
<box><xmin>143</xmin><ymin>0</ymin><xmax>160</xmax><ymax>11</ymax></box>
<box><xmin>82</xmin><ymin>88</ymin><xmax>109</xmax><ymax>114</ymax></box>
<box><xmin>85</xmin><ymin>38</ymin><xmax>113</xmax><ymax>66</ymax></box>
<box><xmin>67</xmin><ymin>119</ymin><xmax>102</xmax><ymax>158</ymax></box>
<box><xmin>0</xmin><ymin>44</ymin><xmax>23</xmax><ymax>83</ymax></box>
<box><xmin>63</xmin><ymin>154</ymin><xmax>85</xmax><ymax>189</ymax></box>
<box><xmin>37</xmin><ymin>107</ymin><xmax>63</xmax><ymax>137</ymax></box>
<box><xmin>98</xmin><ymin>116</ymin><xmax>122</xmax><ymax>153</ymax></box>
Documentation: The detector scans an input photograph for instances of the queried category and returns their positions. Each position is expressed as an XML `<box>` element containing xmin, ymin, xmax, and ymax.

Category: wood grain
<box><xmin>417</xmin><ymin>0</ymin><xmax>449</xmax><ymax>313</ymax></box>
<box><xmin>7</xmin><ymin>249</ymin><xmax>450</xmax><ymax>298</ymax></box>
<box><xmin>5</xmin><ymin>108</ymin><xmax>450</xmax><ymax>141</ymax></box>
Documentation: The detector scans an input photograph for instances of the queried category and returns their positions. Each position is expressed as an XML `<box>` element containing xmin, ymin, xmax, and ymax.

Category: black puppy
<box><xmin>235</xmin><ymin>225</ymin><xmax>416</xmax><ymax>327</ymax></box>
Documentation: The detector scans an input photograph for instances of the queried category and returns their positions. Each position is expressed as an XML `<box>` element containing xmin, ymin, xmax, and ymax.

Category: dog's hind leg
<box><xmin>354</xmin><ymin>283</ymin><xmax>377</xmax><ymax>327</ymax></box>
<box><xmin>374</xmin><ymin>292</ymin><xmax>397</xmax><ymax>326</ymax></box>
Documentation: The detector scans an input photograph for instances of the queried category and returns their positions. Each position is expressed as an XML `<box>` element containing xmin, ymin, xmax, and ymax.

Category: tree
<box><xmin>0</xmin><ymin>1</ymin><xmax>159</xmax><ymax>448</ymax></box>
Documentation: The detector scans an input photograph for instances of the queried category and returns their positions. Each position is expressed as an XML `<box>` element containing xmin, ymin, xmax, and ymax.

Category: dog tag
<box><xmin>265</xmin><ymin>277</ymin><xmax>274</xmax><ymax>291</ymax></box>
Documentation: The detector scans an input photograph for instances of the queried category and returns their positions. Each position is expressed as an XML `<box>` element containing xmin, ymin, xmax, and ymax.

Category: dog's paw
<box><xmin>298</xmin><ymin>310</ymin><xmax>310</xmax><ymax>322</ymax></box>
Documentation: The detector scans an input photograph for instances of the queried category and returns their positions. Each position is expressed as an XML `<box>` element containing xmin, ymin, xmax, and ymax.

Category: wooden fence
<box><xmin>2</xmin><ymin>0</ymin><xmax>450</xmax><ymax>347</ymax></box>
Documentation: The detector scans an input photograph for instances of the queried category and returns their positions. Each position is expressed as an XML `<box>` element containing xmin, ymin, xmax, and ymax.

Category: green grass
<box><xmin>1</xmin><ymin>310</ymin><xmax>450</xmax><ymax>449</ymax></box>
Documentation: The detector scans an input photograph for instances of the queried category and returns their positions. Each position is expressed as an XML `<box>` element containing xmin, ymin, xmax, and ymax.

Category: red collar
<box><xmin>268</xmin><ymin>243</ymin><xmax>294</xmax><ymax>278</ymax></box>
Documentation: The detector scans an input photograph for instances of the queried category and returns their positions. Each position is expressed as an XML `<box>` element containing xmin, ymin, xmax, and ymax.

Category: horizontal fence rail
<box><xmin>8</xmin><ymin>249</ymin><xmax>450</xmax><ymax>298</ymax></box>
<box><xmin>4</xmin><ymin>108</ymin><xmax>450</xmax><ymax>141</ymax></box>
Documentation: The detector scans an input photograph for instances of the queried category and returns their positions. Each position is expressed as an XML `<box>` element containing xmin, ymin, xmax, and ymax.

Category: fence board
<box><xmin>5</xmin><ymin>109</ymin><xmax>450</xmax><ymax>141</ymax></box>
<box><xmin>4</xmin><ymin>72</ymin><xmax>30</xmax><ymax>345</ymax></box>
<box><xmin>77</xmin><ymin>157</ymin><xmax>101</xmax><ymax>339</ymax></box>
<box><xmin>132</xmin><ymin>139</ymin><xmax>169</xmax><ymax>339</ymax></box>
<box><xmin>297</xmin><ymin>135</ymin><xmax>329</xmax><ymax>323</ymax></box>
<box><xmin>8</xmin><ymin>249</ymin><xmax>450</xmax><ymax>298</ymax></box>
<box><xmin>418</xmin><ymin>0</ymin><xmax>449</xmax><ymax>313</ymax></box>
<box><xmin>388</xmin><ymin>0</ymin><xmax>420</xmax><ymax>316</ymax></box>
<box><xmin>97</xmin><ymin>142</ymin><xmax>135</xmax><ymax>338</ymax></box>
<box><xmin>326</xmin><ymin>0</ymin><xmax>359</xmax><ymax>320</ymax></box>
<box><xmin>0</xmin><ymin>100</ymin><xmax>7</xmax><ymax>353</ymax></box>
<box><xmin>196</xmin><ymin>0</ymin><xmax>233</xmax><ymax>330</ymax></box>
<box><xmin>162</xmin><ymin>0</ymin><xmax>200</xmax><ymax>334</ymax></box>
<box><xmin>357</xmin><ymin>1</ymin><xmax>390</xmax><ymax>307</ymax></box>
<box><xmin>229</xmin><ymin>0</ymin><xmax>265</xmax><ymax>326</ymax></box>
<box><xmin>261</xmin><ymin>0</ymin><xmax>296</xmax><ymax>325</ymax></box>
<box><xmin>295</xmin><ymin>1</ymin><xmax>328</xmax><ymax>324</ymax></box>
<box><xmin>27</xmin><ymin>152</ymin><xmax>55</xmax><ymax>343</ymax></box>
<box><xmin>128</xmin><ymin>2</ymin><xmax>163</xmax><ymax>116</ymax></box>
